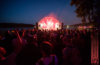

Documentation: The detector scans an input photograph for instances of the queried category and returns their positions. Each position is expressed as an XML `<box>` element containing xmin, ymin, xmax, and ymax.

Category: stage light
<box><xmin>38</xmin><ymin>16</ymin><xmax>61</xmax><ymax>30</ymax></box>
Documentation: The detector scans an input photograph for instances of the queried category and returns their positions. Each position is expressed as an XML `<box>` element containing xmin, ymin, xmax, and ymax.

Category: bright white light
<box><xmin>38</xmin><ymin>16</ymin><xmax>61</xmax><ymax>30</ymax></box>
<box><xmin>55</xmin><ymin>23</ymin><xmax>59</xmax><ymax>29</ymax></box>
<box><xmin>40</xmin><ymin>24</ymin><xmax>43</xmax><ymax>27</ymax></box>
<box><xmin>67</xmin><ymin>25</ymin><xmax>69</xmax><ymax>28</ymax></box>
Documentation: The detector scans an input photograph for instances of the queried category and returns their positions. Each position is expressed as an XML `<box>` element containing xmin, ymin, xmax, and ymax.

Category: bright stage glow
<box><xmin>38</xmin><ymin>16</ymin><xmax>62</xmax><ymax>30</ymax></box>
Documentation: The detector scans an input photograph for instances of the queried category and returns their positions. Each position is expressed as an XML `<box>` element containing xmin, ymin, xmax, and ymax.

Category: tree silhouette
<box><xmin>70</xmin><ymin>0</ymin><xmax>100</xmax><ymax>23</ymax></box>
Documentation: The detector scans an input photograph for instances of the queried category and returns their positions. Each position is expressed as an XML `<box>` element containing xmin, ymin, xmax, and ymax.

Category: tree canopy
<box><xmin>70</xmin><ymin>0</ymin><xmax>100</xmax><ymax>23</ymax></box>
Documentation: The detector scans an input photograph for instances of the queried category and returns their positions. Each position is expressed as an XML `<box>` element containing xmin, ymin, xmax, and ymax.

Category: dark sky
<box><xmin>0</xmin><ymin>0</ymin><xmax>81</xmax><ymax>25</ymax></box>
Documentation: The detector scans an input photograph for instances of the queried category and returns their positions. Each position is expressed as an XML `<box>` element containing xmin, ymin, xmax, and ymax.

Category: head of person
<box><xmin>62</xmin><ymin>35</ymin><xmax>72</xmax><ymax>46</ymax></box>
<box><xmin>0</xmin><ymin>47</ymin><xmax>6</xmax><ymax>60</ymax></box>
<box><xmin>0</xmin><ymin>47</ymin><xmax>6</xmax><ymax>55</ymax></box>
<box><xmin>40</xmin><ymin>41</ymin><xmax>53</xmax><ymax>57</ymax></box>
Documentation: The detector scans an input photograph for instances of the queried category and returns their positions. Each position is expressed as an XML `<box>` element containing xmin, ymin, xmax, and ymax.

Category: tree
<box><xmin>70</xmin><ymin>0</ymin><xmax>94</xmax><ymax>23</ymax></box>
<box><xmin>93</xmin><ymin>0</ymin><xmax>100</xmax><ymax>23</ymax></box>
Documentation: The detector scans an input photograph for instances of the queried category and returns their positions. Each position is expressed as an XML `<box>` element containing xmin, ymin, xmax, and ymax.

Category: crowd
<box><xmin>0</xmin><ymin>29</ymin><xmax>92</xmax><ymax>65</ymax></box>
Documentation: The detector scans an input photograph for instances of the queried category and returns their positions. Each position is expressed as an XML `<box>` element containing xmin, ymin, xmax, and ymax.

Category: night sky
<box><xmin>0</xmin><ymin>0</ymin><xmax>81</xmax><ymax>25</ymax></box>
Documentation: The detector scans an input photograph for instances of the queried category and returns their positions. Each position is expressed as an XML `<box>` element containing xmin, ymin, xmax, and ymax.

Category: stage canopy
<box><xmin>38</xmin><ymin>16</ymin><xmax>62</xmax><ymax>30</ymax></box>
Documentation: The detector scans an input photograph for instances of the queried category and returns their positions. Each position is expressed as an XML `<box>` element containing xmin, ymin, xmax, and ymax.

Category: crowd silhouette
<box><xmin>0</xmin><ymin>29</ymin><xmax>92</xmax><ymax>65</ymax></box>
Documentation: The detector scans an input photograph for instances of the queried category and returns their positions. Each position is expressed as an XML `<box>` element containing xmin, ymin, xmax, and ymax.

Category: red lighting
<box><xmin>38</xmin><ymin>15</ymin><xmax>61</xmax><ymax>30</ymax></box>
